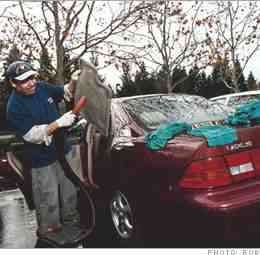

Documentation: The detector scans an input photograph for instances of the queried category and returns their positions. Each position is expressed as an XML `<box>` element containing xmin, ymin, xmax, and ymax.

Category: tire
<box><xmin>109</xmin><ymin>190</ymin><xmax>145</xmax><ymax>247</ymax></box>
<box><xmin>82</xmin><ymin>188</ymin><xmax>145</xmax><ymax>248</ymax></box>
<box><xmin>82</xmin><ymin>188</ymin><xmax>116</xmax><ymax>248</ymax></box>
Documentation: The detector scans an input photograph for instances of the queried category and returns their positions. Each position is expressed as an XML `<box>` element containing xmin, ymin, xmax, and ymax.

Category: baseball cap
<box><xmin>5</xmin><ymin>61</ymin><xmax>38</xmax><ymax>82</ymax></box>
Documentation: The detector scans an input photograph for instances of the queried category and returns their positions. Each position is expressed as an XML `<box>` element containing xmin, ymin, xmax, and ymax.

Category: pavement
<box><xmin>0</xmin><ymin>189</ymin><xmax>37</xmax><ymax>248</ymax></box>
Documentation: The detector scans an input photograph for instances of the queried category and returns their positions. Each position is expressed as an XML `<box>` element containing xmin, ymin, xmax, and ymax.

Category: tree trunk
<box><xmin>56</xmin><ymin>47</ymin><xmax>65</xmax><ymax>84</ymax></box>
<box><xmin>53</xmin><ymin>1</ymin><xmax>65</xmax><ymax>84</ymax></box>
<box><xmin>231</xmin><ymin>65</ymin><xmax>239</xmax><ymax>93</ymax></box>
<box><xmin>166</xmin><ymin>73</ymin><xmax>171</xmax><ymax>93</ymax></box>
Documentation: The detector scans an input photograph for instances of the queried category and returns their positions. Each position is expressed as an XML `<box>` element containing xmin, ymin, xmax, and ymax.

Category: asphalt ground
<box><xmin>0</xmin><ymin>189</ymin><xmax>37</xmax><ymax>248</ymax></box>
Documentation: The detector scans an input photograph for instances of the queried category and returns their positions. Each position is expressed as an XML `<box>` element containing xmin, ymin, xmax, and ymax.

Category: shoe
<box><xmin>36</xmin><ymin>223</ymin><xmax>62</xmax><ymax>237</ymax></box>
<box><xmin>63</xmin><ymin>222</ymin><xmax>88</xmax><ymax>244</ymax></box>
<box><xmin>36</xmin><ymin>224</ymin><xmax>69</xmax><ymax>246</ymax></box>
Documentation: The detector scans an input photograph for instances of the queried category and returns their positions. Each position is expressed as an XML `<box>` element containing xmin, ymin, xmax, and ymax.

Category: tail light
<box><xmin>179</xmin><ymin>149</ymin><xmax>260</xmax><ymax>189</ymax></box>
<box><xmin>179</xmin><ymin>157</ymin><xmax>232</xmax><ymax>189</ymax></box>
<box><xmin>224</xmin><ymin>151</ymin><xmax>255</xmax><ymax>182</ymax></box>
<box><xmin>251</xmin><ymin>148</ymin><xmax>260</xmax><ymax>175</ymax></box>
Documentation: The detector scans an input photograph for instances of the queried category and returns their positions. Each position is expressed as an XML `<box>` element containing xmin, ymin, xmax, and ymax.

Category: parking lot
<box><xmin>0</xmin><ymin>189</ymin><xmax>37</xmax><ymax>248</ymax></box>
<box><xmin>1</xmin><ymin>188</ymin><xmax>260</xmax><ymax>249</ymax></box>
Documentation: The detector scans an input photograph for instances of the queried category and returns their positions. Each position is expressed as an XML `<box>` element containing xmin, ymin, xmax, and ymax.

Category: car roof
<box><xmin>210</xmin><ymin>90</ymin><xmax>260</xmax><ymax>100</ymax></box>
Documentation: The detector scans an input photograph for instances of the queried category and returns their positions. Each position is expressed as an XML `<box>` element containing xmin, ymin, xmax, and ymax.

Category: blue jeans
<box><xmin>31</xmin><ymin>150</ymin><xmax>79</xmax><ymax>233</ymax></box>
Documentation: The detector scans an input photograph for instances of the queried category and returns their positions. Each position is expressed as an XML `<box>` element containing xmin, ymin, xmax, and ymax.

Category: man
<box><xmin>6</xmin><ymin>60</ymin><xmax>83</xmax><ymax>245</ymax></box>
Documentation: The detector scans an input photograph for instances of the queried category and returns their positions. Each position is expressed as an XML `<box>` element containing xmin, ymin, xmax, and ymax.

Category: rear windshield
<box><xmin>228</xmin><ymin>94</ymin><xmax>260</xmax><ymax>107</ymax></box>
<box><xmin>210</xmin><ymin>97</ymin><xmax>226</xmax><ymax>105</ymax></box>
<box><xmin>122</xmin><ymin>94</ymin><xmax>232</xmax><ymax>130</ymax></box>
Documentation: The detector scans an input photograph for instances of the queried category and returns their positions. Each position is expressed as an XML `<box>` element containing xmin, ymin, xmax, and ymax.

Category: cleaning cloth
<box><xmin>188</xmin><ymin>125</ymin><xmax>238</xmax><ymax>147</ymax></box>
<box><xmin>226</xmin><ymin>100</ymin><xmax>260</xmax><ymax>127</ymax></box>
<box><xmin>145</xmin><ymin>122</ymin><xmax>192</xmax><ymax>150</ymax></box>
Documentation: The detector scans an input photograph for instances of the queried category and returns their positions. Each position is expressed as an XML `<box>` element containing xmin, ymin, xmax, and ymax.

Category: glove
<box><xmin>71</xmin><ymin>118</ymin><xmax>87</xmax><ymax>130</ymax></box>
<box><xmin>64</xmin><ymin>82</ymin><xmax>74</xmax><ymax>102</ymax></box>
<box><xmin>56</xmin><ymin>111</ymin><xmax>76</xmax><ymax>128</ymax></box>
<box><xmin>23</xmin><ymin>125</ymin><xmax>53</xmax><ymax>146</ymax></box>
<box><xmin>78</xmin><ymin>118</ymin><xmax>87</xmax><ymax>127</ymax></box>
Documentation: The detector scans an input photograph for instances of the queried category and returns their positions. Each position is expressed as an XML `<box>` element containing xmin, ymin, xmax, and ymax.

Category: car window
<box><xmin>228</xmin><ymin>94</ymin><xmax>260</xmax><ymax>107</ymax></box>
<box><xmin>138</xmin><ymin>111</ymin><xmax>169</xmax><ymax>130</ymax></box>
<box><xmin>122</xmin><ymin>95</ymin><xmax>232</xmax><ymax>131</ymax></box>
<box><xmin>210</xmin><ymin>98</ymin><xmax>227</xmax><ymax>105</ymax></box>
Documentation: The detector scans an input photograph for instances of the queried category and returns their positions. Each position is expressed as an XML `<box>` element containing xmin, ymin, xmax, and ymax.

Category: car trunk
<box><xmin>175</xmin><ymin>124</ymin><xmax>260</xmax><ymax>189</ymax></box>
<box><xmin>133</xmin><ymin>124</ymin><xmax>260</xmax><ymax>190</ymax></box>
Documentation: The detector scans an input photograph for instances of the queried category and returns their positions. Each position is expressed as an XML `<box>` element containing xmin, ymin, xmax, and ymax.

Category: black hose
<box><xmin>53</xmin><ymin>129</ymin><xmax>96</xmax><ymax>244</ymax></box>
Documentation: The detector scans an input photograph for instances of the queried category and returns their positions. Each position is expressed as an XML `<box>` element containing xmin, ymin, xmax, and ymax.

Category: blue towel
<box><xmin>226</xmin><ymin>100</ymin><xmax>260</xmax><ymax>127</ymax></box>
<box><xmin>145</xmin><ymin>122</ymin><xmax>237</xmax><ymax>150</ymax></box>
<box><xmin>188</xmin><ymin>125</ymin><xmax>238</xmax><ymax>147</ymax></box>
<box><xmin>145</xmin><ymin>122</ymin><xmax>192</xmax><ymax>150</ymax></box>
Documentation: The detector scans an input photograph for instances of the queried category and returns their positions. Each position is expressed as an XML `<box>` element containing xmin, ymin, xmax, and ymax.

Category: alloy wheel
<box><xmin>110</xmin><ymin>190</ymin><xmax>134</xmax><ymax>239</ymax></box>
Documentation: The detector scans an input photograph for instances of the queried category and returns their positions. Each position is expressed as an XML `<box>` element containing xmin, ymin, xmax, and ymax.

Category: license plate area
<box><xmin>225</xmin><ymin>151</ymin><xmax>256</xmax><ymax>182</ymax></box>
<box><xmin>230</xmin><ymin>162</ymin><xmax>254</xmax><ymax>175</ymax></box>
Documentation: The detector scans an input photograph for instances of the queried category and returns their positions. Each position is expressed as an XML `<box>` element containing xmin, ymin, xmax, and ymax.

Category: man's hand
<box><xmin>56</xmin><ymin>111</ymin><xmax>76</xmax><ymax>128</ymax></box>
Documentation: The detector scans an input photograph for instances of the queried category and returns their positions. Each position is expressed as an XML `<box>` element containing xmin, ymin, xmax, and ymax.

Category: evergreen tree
<box><xmin>196</xmin><ymin>71</ymin><xmax>208</xmax><ymax>97</ymax></box>
<box><xmin>156</xmin><ymin>65</ymin><xmax>169</xmax><ymax>93</ymax></box>
<box><xmin>171</xmin><ymin>67</ymin><xmax>188</xmax><ymax>94</ymax></box>
<box><xmin>182</xmin><ymin>65</ymin><xmax>200</xmax><ymax>95</ymax></box>
<box><xmin>207</xmin><ymin>63</ymin><xmax>231</xmax><ymax>98</ymax></box>
<box><xmin>0</xmin><ymin>45</ymin><xmax>22</xmax><ymax>130</ymax></box>
<box><xmin>134</xmin><ymin>62</ymin><xmax>158</xmax><ymax>95</ymax></box>
<box><xmin>247</xmin><ymin>71</ymin><xmax>257</xmax><ymax>91</ymax></box>
<box><xmin>235</xmin><ymin>59</ymin><xmax>247</xmax><ymax>92</ymax></box>
<box><xmin>116</xmin><ymin>63</ymin><xmax>137</xmax><ymax>97</ymax></box>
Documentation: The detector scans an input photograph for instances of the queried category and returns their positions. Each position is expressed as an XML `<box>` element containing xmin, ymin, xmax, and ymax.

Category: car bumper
<box><xmin>182</xmin><ymin>177</ymin><xmax>260</xmax><ymax>214</ymax></box>
<box><xmin>154</xmin><ymin>178</ymin><xmax>260</xmax><ymax>242</ymax></box>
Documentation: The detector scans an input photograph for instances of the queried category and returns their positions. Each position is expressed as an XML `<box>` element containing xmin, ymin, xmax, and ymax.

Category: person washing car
<box><xmin>5</xmin><ymin>60</ymin><xmax>84</xmax><ymax>246</ymax></box>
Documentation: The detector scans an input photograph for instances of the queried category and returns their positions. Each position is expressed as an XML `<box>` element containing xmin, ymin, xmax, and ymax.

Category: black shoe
<box><xmin>63</xmin><ymin>223</ymin><xmax>88</xmax><ymax>244</ymax></box>
<box><xmin>37</xmin><ymin>224</ymin><xmax>70</xmax><ymax>247</ymax></box>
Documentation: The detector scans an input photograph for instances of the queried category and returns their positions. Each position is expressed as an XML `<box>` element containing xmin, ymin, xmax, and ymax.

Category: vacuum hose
<box><xmin>51</xmin><ymin>96</ymin><xmax>96</xmax><ymax>245</ymax></box>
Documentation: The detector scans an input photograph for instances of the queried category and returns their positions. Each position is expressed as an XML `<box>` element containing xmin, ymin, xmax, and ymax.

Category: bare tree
<box><xmin>0</xmin><ymin>0</ymin><xmax>155</xmax><ymax>83</ymax></box>
<box><xmin>117</xmin><ymin>0</ymin><xmax>204</xmax><ymax>93</ymax></box>
<box><xmin>200</xmin><ymin>1</ymin><xmax>260</xmax><ymax>92</ymax></box>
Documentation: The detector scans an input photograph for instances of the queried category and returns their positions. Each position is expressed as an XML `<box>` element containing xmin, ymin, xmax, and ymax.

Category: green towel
<box><xmin>188</xmin><ymin>125</ymin><xmax>237</xmax><ymax>147</ymax></box>
<box><xmin>145</xmin><ymin>122</ymin><xmax>192</xmax><ymax>150</ymax></box>
<box><xmin>145</xmin><ymin>123</ymin><xmax>237</xmax><ymax>150</ymax></box>
<box><xmin>226</xmin><ymin>100</ymin><xmax>260</xmax><ymax>127</ymax></box>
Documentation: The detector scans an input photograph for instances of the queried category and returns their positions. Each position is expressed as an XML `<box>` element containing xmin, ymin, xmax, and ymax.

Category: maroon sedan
<box><xmin>1</xmin><ymin>62</ymin><xmax>260</xmax><ymax>247</ymax></box>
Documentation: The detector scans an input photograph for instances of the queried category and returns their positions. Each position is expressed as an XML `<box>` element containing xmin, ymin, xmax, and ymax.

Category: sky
<box><xmin>84</xmin><ymin>0</ymin><xmax>260</xmax><ymax>84</ymax></box>
<box><xmin>99</xmin><ymin>50</ymin><xmax>260</xmax><ymax>87</ymax></box>
<box><xmin>100</xmin><ymin>50</ymin><xmax>260</xmax><ymax>88</ymax></box>
<box><xmin>244</xmin><ymin>52</ymin><xmax>260</xmax><ymax>80</ymax></box>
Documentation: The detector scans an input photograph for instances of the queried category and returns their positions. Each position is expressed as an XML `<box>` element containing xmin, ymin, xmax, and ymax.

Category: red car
<box><xmin>1</xmin><ymin>62</ymin><xmax>260</xmax><ymax>247</ymax></box>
